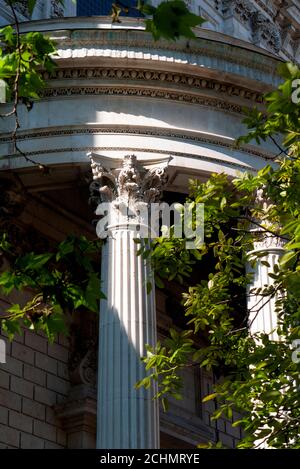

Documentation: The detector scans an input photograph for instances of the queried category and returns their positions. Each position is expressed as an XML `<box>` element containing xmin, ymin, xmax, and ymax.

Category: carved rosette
<box><xmin>68</xmin><ymin>313</ymin><xmax>98</xmax><ymax>389</ymax></box>
<box><xmin>89</xmin><ymin>154</ymin><xmax>171</xmax><ymax>238</ymax></box>
<box><xmin>0</xmin><ymin>178</ymin><xmax>25</xmax><ymax>221</ymax></box>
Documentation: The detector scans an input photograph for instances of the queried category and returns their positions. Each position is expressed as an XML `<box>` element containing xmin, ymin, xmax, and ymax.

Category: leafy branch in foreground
<box><xmin>0</xmin><ymin>1</ymin><xmax>58</xmax><ymax>169</ymax></box>
<box><xmin>137</xmin><ymin>62</ymin><xmax>300</xmax><ymax>448</ymax></box>
<box><xmin>0</xmin><ymin>235</ymin><xmax>104</xmax><ymax>341</ymax></box>
<box><xmin>138</xmin><ymin>0</ymin><xmax>205</xmax><ymax>40</ymax></box>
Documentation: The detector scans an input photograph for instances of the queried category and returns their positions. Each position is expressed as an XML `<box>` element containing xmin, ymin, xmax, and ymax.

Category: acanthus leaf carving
<box><xmin>89</xmin><ymin>154</ymin><xmax>171</xmax><ymax>205</ymax></box>
<box><xmin>89</xmin><ymin>154</ymin><xmax>171</xmax><ymax>238</ymax></box>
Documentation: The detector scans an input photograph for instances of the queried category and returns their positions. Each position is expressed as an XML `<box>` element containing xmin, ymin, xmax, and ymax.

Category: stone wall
<box><xmin>0</xmin><ymin>301</ymin><xmax>70</xmax><ymax>449</ymax></box>
<box><xmin>0</xmin><ymin>241</ymin><xmax>98</xmax><ymax>449</ymax></box>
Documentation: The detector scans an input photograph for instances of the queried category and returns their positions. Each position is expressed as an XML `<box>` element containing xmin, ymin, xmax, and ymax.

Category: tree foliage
<box><xmin>0</xmin><ymin>234</ymin><xmax>104</xmax><ymax>341</ymax></box>
<box><xmin>136</xmin><ymin>62</ymin><xmax>300</xmax><ymax>448</ymax></box>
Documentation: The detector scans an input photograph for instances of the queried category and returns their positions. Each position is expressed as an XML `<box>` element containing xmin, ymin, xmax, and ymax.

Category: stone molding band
<box><xmin>41</xmin><ymin>67</ymin><xmax>265</xmax><ymax>105</ymax></box>
<box><xmin>0</xmin><ymin>145</ymin><xmax>271</xmax><ymax>172</ymax></box>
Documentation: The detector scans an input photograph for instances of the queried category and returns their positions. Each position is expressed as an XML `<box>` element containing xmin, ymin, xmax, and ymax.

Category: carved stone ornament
<box><xmin>251</xmin><ymin>10</ymin><xmax>282</xmax><ymax>52</ymax></box>
<box><xmin>50</xmin><ymin>0</ymin><xmax>64</xmax><ymax>18</ymax></box>
<box><xmin>14</xmin><ymin>1</ymin><xmax>30</xmax><ymax>18</ymax></box>
<box><xmin>221</xmin><ymin>0</ymin><xmax>253</xmax><ymax>22</ymax></box>
<box><xmin>0</xmin><ymin>177</ymin><xmax>25</xmax><ymax>222</ymax></box>
<box><xmin>89</xmin><ymin>154</ymin><xmax>171</xmax><ymax>204</ymax></box>
<box><xmin>252</xmin><ymin>231</ymin><xmax>286</xmax><ymax>251</ymax></box>
<box><xmin>88</xmin><ymin>154</ymin><xmax>171</xmax><ymax>238</ymax></box>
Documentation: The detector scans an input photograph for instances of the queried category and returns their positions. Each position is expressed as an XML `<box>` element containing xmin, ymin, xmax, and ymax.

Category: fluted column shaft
<box><xmin>89</xmin><ymin>153</ymin><xmax>170</xmax><ymax>449</ymax></box>
<box><xmin>97</xmin><ymin>229</ymin><xmax>159</xmax><ymax>448</ymax></box>
<box><xmin>247</xmin><ymin>242</ymin><xmax>284</xmax><ymax>341</ymax></box>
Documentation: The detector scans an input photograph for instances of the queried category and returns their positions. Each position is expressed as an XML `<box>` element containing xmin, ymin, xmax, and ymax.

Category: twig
<box><xmin>4</xmin><ymin>1</ymin><xmax>49</xmax><ymax>172</ymax></box>
<box><xmin>269</xmin><ymin>135</ymin><xmax>288</xmax><ymax>157</ymax></box>
<box><xmin>237</xmin><ymin>216</ymin><xmax>288</xmax><ymax>241</ymax></box>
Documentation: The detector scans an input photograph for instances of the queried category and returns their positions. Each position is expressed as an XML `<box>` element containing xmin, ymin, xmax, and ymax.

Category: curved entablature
<box><xmin>0</xmin><ymin>18</ymin><xmax>282</xmax><ymax>192</ymax></box>
<box><xmin>19</xmin><ymin>17</ymin><xmax>282</xmax><ymax>85</ymax></box>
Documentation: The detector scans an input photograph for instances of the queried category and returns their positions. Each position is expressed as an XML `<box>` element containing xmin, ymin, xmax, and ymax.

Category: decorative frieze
<box><xmin>214</xmin><ymin>0</ymin><xmax>294</xmax><ymax>56</ymax></box>
<box><xmin>0</xmin><ymin>126</ymin><xmax>274</xmax><ymax>164</ymax></box>
<box><xmin>41</xmin><ymin>67</ymin><xmax>264</xmax><ymax>105</ymax></box>
<box><xmin>52</xmin><ymin>29</ymin><xmax>280</xmax><ymax>78</ymax></box>
<box><xmin>40</xmin><ymin>85</ymin><xmax>246</xmax><ymax>115</ymax></box>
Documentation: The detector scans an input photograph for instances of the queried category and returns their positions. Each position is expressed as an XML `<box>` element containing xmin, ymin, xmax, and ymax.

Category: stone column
<box><xmin>89</xmin><ymin>153</ymin><xmax>170</xmax><ymax>449</ymax></box>
<box><xmin>246</xmin><ymin>190</ymin><xmax>285</xmax><ymax>340</ymax></box>
<box><xmin>247</xmin><ymin>233</ymin><xmax>285</xmax><ymax>341</ymax></box>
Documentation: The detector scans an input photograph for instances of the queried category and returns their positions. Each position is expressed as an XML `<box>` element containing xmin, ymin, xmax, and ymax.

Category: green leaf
<box><xmin>202</xmin><ymin>392</ymin><xmax>218</xmax><ymax>402</ymax></box>
<box><xmin>154</xmin><ymin>275</ymin><xmax>164</xmax><ymax>289</ymax></box>
<box><xmin>162</xmin><ymin>397</ymin><xmax>169</xmax><ymax>412</ymax></box>
<box><xmin>1</xmin><ymin>318</ymin><xmax>22</xmax><ymax>340</ymax></box>
<box><xmin>17</xmin><ymin>252</ymin><xmax>52</xmax><ymax>271</ymax></box>
<box><xmin>0</xmin><ymin>26</ymin><xmax>15</xmax><ymax>46</ymax></box>
<box><xmin>145</xmin><ymin>1</ymin><xmax>205</xmax><ymax>41</ymax></box>
<box><xmin>28</xmin><ymin>0</ymin><xmax>38</xmax><ymax>15</ymax></box>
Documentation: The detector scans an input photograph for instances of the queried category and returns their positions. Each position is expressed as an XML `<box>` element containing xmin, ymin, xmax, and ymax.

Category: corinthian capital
<box><xmin>88</xmin><ymin>153</ymin><xmax>171</xmax><ymax>238</ymax></box>
<box><xmin>88</xmin><ymin>153</ymin><xmax>171</xmax><ymax>205</ymax></box>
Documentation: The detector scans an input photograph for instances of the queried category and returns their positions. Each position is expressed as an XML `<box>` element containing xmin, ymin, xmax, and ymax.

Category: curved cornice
<box><xmin>18</xmin><ymin>16</ymin><xmax>280</xmax><ymax>58</ymax></box>
<box><xmin>17</xmin><ymin>18</ymin><xmax>282</xmax><ymax>87</ymax></box>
